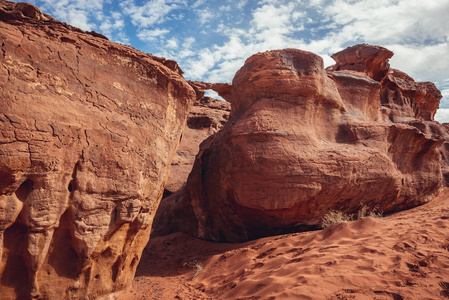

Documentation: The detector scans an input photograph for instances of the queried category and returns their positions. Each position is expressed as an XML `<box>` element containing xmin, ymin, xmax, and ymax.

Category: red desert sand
<box><xmin>118</xmin><ymin>188</ymin><xmax>449</xmax><ymax>299</ymax></box>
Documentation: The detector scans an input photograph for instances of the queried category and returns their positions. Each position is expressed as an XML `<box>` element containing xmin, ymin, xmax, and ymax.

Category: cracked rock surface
<box><xmin>0</xmin><ymin>1</ymin><xmax>195</xmax><ymax>298</ymax></box>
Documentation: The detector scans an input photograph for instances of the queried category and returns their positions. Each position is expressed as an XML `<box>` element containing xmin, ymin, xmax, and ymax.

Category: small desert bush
<box><xmin>321</xmin><ymin>205</ymin><xmax>384</xmax><ymax>229</ymax></box>
<box><xmin>357</xmin><ymin>205</ymin><xmax>383</xmax><ymax>219</ymax></box>
<box><xmin>321</xmin><ymin>210</ymin><xmax>352</xmax><ymax>229</ymax></box>
<box><xmin>183</xmin><ymin>260</ymin><xmax>204</xmax><ymax>279</ymax></box>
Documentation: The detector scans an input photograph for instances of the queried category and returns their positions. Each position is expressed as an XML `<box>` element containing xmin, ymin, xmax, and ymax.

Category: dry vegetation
<box><xmin>321</xmin><ymin>210</ymin><xmax>352</xmax><ymax>228</ymax></box>
<box><xmin>321</xmin><ymin>206</ymin><xmax>383</xmax><ymax>228</ymax></box>
<box><xmin>183</xmin><ymin>260</ymin><xmax>204</xmax><ymax>279</ymax></box>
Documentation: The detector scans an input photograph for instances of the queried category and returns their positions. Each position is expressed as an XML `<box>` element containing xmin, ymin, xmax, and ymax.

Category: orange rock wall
<box><xmin>0</xmin><ymin>1</ymin><xmax>195</xmax><ymax>298</ymax></box>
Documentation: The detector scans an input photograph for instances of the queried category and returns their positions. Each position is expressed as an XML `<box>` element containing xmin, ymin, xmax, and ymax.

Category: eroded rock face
<box><xmin>164</xmin><ymin>91</ymin><xmax>230</xmax><ymax>196</ymax></box>
<box><xmin>328</xmin><ymin>44</ymin><xmax>442</xmax><ymax>122</ymax></box>
<box><xmin>188</xmin><ymin>80</ymin><xmax>232</xmax><ymax>103</ymax></box>
<box><xmin>153</xmin><ymin>93</ymin><xmax>230</xmax><ymax>238</ymax></box>
<box><xmin>0</xmin><ymin>1</ymin><xmax>195</xmax><ymax>299</ymax></box>
<box><xmin>158</xmin><ymin>45</ymin><xmax>445</xmax><ymax>242</ymax></box>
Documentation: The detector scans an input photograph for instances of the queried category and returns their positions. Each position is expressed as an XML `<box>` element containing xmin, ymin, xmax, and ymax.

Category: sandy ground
<box><xmin>118</xmin><ymin>189</ymin><xmax>449</xmax><ymax>299</ymax></box>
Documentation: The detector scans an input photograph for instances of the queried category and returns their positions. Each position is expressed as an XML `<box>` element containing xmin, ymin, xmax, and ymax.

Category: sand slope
<box><xmin>119</xmin><ymin>189</ymin><xmax>449</xmax><ymax>299</ymax></box>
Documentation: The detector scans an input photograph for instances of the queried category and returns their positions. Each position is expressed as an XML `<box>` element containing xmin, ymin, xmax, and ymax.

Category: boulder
<box><xmin>156</xmin><ymin>45</ymin><xmax>445</xmax><ymax>242</ymax></box>
<box><xmin>0</xmin><ymin>1</ymin><xmax>195</xmax><ymax>299</ymax></box>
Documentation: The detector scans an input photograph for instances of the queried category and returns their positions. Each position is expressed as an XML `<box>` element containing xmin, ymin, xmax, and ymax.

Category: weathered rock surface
<box><xmin>154</xmin><ymin>44</ymin><xmax>446</xmax><ymax>242</ymax></box>
<box><xmin>153</xmin><ymin>85</ymin><xmax>231</xmax><ymax>238</ymax></box>
<box><xmin>188</xmin><ymin>80</ymin><xmax>232</xmax><ymax>103</ymax></box>
<box><xmin>0</xmin><ymin>1</ymin><xmax>195</xmax><ymax>299</ymax></box>
<box><xmin>164</xmin><ymin>90</ymin><xmax>230</xmax><ymax>196</ymax></box>
<box><xmin>328</xmin><ymin>44</ymin><xmax>442</xmax><ymax>122</ymax></box>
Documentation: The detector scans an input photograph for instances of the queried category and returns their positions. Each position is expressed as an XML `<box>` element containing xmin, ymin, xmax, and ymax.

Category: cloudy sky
<box><xmin>22</xmin><ymin>0</ymin><xmax>449</xmax><ymax>121</ymax></box>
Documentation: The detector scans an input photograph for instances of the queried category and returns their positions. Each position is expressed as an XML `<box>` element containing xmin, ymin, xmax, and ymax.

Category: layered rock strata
<box><xmin>0</xmin><ymin>1</ymin><xmax>195</xmax><ymax>299</ymax></box>
<box><xmin>155</xmin><ymin>44</ymin><xmax>445</xmax><ymax>242</ymax></box>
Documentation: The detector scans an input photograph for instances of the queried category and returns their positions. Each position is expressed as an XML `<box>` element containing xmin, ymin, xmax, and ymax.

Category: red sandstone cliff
<box><xmin>154</xmin><ymin>45</ymin><xmax>447</xmax><ymax>242</ymax></box>
<box><xmin>0</xmin><ymin>1</ymin><xmax>195</xmax><ymax>298</ymax></box>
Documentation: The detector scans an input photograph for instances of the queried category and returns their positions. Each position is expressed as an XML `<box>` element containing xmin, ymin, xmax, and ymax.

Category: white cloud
<box><xmin>26</xmin><ymin>0</ymin><xmax>132</xmax><ymax>40</ymax></box>
<box><xmin>219</xmin><ymin>6</ymin><xmax>231</xmax><ymax>12</ymax></box>
<box><xmin>204</xmin><ymin>89</ymin><xmax>225</xmax><ymax>101</ymax></box>
<box><xmin>66</xmin><ymin>9</ymin><xmax>96</xmax><ymax>31</ymax></box>
<box><xmin>184</xmin><ymin>37</ymin><xmax>196</xmax><ymax>45</ymax></box>
<box><xmin>184</xmin><ymin>48</ymin><xmax>219</xmax><ymax>79</ymax></box>
<box><xmin>137</xmin><ymin>28</ymin><xmax>170</xmax><ymax>42</ymax></box>
<box><xmin>99</xmin><ymin>16</ymin><xmax>125</xmax><ymax>37</ymax></box>
<box><xmin>439</xmin><ymin>88</ymin><xmax>449</xmax><ymax>109</ymax></box>
<box><xmin>195</xmin><ymin>8</ymin><xmax>215</xmax><ymax>26</ymax></box>
<box><xmin>192</xmin><ymin>0</ymin><xmax>206</xmax><ymax>8</ymax></box>
<box><xmin>251</xmin><ymin>2</ymin><xmax>299</xmax><ymax>32</ymax></box>
<box><xmin>165</xmin><ymin>2</ymin><xmax>301</xmax><ymax>82</ymax></box>
<box><xmin>443</xmin><ymin>89</ymin><xmax>449</xmax><ymax>99</ymax></box>
<box><xmin>155</xmin><ymin>36</ymin><xmax>196</xmax><ymax>65</ymax></box>
<box><xmin>175</xmin><ymin>37</ymin><xmax>196</xmax><ymax>58</ymax></box>
<box><xmin>178</xmin><ymin>1</ymin><xmax>308</xmax><ymax>82</ymax></box>
<box><xmin>388</xmin><ymin>43</ymin><xmax>449</xmax><ymax>84</ymax></box>
<box><xmin>434</xmin><ymin>108</ymin><xmax>449</xmax><ymax>123</ymax></box>
<box><xmin>236</xmin><ymin>0</ymin><xmax>248</xmax><ymax>10</ymax></box>
<box><xmin>309</xmin><ymin>0</ymin><xmax>324</xmax><ymax>6</ymax></box>
<box><xmin>166</xmin><ymin>38</ymin><xmax>179</xmax><ymax>49</ymax></box>
<box><xmin>322</xmin><ymin>0</ymin><xmax>449</xmax><ymax>45</ymax></box>
<box><xmin>27</xmin><ymin>0</ymin><xmax>107</xmax><ymax>30</ymax></box>
<box><xmin>120</xmin><ymin>0</ymin><xmax>186</xmax><ymax>28</ymax></box>
<box><xmin>207</xmin><ymin>58</ymin><xmax>246</xmax><ymax>83</ymax></box>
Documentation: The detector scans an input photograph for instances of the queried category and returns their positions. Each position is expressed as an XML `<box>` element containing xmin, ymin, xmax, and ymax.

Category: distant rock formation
<box><xmin>164</xmin><ymin>82</ymin><xmax>231</xmax><ymax>196</ymax></box>
<box><xmin>152</xmin><ymin>94</ymin><xmax>230</xmax><ymax>238</ymax></box>
<box><xmin>153</xmin><ymin>44</ymin><xmax>447</xmax><ymax>242</ymax></box>
<box><xmin>0</xmin><ymin>1</ymin><xmax>195</xmax><ymax>299</ymax></box>
<box><xmin>188</xmin><ymin>80</ymin><xmax>232</xmax><ymax>103</ymax></box>
<box><xmin>328</xmin><ymin>44</ymin><xmax>441</xmax><ymax>121</ymax></box>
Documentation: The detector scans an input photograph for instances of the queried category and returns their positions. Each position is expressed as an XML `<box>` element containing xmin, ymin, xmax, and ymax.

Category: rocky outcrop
<box><xmin>188</xmin><ymin>81</ymin><xmax>233</xmax><ymax>103</ymax></box>
<box><xmin>153</xmin><ymin>87</ymin><xmax>231</xmax><ymax>238</ymax></box>
<box><xmin>154</xmin><ymin>45</ymin><xmax>445</xmax><ymax>242</ymax></box>
<box><xmin>164</xmin><ymin>94</ymin><xmax>230</xmax><ymax>196</ymax></box>
<box><xmin>327</xmin><ymin>44</ymin><xmax>394</xmax><ymax>81</ymax></box>
<box><xmin>328</xmin><ymin>44</ymin><xmax>442</xmax><ymax>121</ymax></box>
<box><xmin>0</xmin><ymin>1</ymin><xmax>195</xmax><ymax>299</ymax></box>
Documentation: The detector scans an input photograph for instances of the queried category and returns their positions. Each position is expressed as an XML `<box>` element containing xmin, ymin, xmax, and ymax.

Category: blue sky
<box><xmin>20</xmin><ymin>0</ymin><xmax>449</xmax><ymax>121</ymax></box>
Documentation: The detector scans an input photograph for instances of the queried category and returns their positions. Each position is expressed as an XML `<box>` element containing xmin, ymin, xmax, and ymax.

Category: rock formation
<box><xmin>188</xmin><ymin>80</ymin><xmax>232</xmax><ymax>103</ymax></box>
<box><xmin>154</xmin><ymin>44</ymin><xmax>446</xmax><ymax>242</ymax></box>
<box><xmin>164</xmin><ymin>84</ymin><xmax>230</xmax><ymax>196</ymax></box>
<box><xmin>153</xmin><ymin>82</ymin><xmax>231</xmax><ymax>238</ymax></box>
<box><xmin>0</xmin><ymin>1</ymin><xmax>195</xmax><ymax>299</ymax></box>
